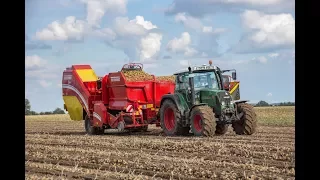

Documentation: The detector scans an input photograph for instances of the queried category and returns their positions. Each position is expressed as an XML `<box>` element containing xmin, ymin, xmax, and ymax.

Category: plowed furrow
<box><xmin>26</xmin><ymin>143</ymin><xmax>295</xmax><ymax>169</ymax></box>
<box><xmin>26</xmin><ymin>156</ymin><xmax>207</xmax><ymax>180</ymax></box>
<box><xmin>26</xmin><ymin>137</ymin><xmax>294</xmax><ymax>161</ymax></box>
<box><xmin>25</xmin><ymin>132</ymin><xmax>294</xmax><ymax>147</ymax></box>
<box><xmin>26</xmin><ymin>147</ymin><xmax>295</xmax><ymax>178</ymax></box>
<box><xmin>26</xmin><ymin>161</ymin><xmax>158</xmax><ymax>180</ymax></box>
<box><xmin>26</xmin><ymin>139</ymin><xmax>294</xmax><ymax>162</ymax></box>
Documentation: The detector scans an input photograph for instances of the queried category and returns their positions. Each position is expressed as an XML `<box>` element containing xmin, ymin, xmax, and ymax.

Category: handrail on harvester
<box><xmin>121</xmin><ymin>63</ymin><xmax>143</xmax><ymax>71</ymax></box>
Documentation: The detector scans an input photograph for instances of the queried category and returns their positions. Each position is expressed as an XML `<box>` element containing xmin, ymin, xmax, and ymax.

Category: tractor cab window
<box><xmin>193</xmin><ymin>72</ymin><xmax>219</xmax><ymax>90</ymax></box>
<box><xmin>176</xmin><ymin>74</ymin><xmax>190</xmax><ymax>90</ymax></box>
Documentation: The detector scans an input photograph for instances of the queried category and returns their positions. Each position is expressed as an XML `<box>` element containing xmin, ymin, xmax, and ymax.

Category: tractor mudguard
<box><xmin>189</xmin><ymin>103</ymin><xmax>208</xmax><ymax>115</ymax></box>
<box><xmin>231</xmin><ymin>100</ymin><xmax>249</xmax><ymax>120</ymax></box>
<box><xmin>232</xmin><ymin>100</ymin><xmax>248</xmax><ymax>104</ymax></box>
<box><xmin>160</xmin><ymin>94</ymin><xmax>189</xmax><ymax>115</ymax></box>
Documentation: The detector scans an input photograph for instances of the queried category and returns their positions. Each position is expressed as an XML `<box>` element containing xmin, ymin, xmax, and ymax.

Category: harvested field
<box><xmin>25</xmin><ymin>106</ymin><xmax>295</xmax><ymax>180</ymax></box>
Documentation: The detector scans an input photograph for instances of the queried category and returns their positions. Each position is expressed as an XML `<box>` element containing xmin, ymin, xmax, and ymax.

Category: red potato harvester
<box><xmin>62</xmin><ymin>63</ymin><xmax>175</xmax><ymax>135</ymax></box>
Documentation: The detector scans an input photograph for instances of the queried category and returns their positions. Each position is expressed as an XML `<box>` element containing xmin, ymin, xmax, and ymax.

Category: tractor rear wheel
<box><xmin>84</xmin><ymin>115</ymin><xmax>104</xmax><ymax>135</ymax></box>
<box><xmin>232</xmin><ymin>103</ymin><xmax>257</xmax><ymax>135</ymax></box>
<box><xmin>215</xmin><ymin>124</ymin><xmax>229</xmax><ymax>135</ymax></box>
<box><xmin>160</xmin><ymin>99</ymin><xmax>190</xmax><ymax>136</ymax></box>
<box><xmin>190</xmin><ymin>105</ymin><xmax>216</xmax><ymax>137</ymax></box>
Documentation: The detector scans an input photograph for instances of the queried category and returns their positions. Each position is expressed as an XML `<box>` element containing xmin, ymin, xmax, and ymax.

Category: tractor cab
<box><xmin>174</xmin><ymin>61</ymin><xmax>236</xmax><ymax>114</ymax></box>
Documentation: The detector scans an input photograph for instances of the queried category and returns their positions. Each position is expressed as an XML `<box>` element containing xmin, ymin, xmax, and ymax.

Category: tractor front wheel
<box><xmin>160</xmin><ymin>99</ymin><xmax>190</xmax><ymax>136</ymax></box>
<box><xmin>84</xmin><ymin>115</ymin><xmax>104</xmax><ymax>135</ymax></box>
<box><xmin>190</xmin><ymin>105</ymin><xmax>216</xmax><ymax>137</ymax></box>
<box><xmin>232</xmin><ymin>103</ymin><xmax>257</xmax><ymax>135</ymax></box>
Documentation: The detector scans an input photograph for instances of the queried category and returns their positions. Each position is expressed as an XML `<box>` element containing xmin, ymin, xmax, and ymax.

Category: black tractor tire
<box><xmin>215</xmin><ymin>124</ymin><xmax>229</xmax><ymax>135</ymax></box>
<box><xmin>232</xmin><ymin>103</ymin><xmax>257</xmax><ymax>135</ymax></box>
<box><xmin>160</xmin><ymin>99</ymin><xmax>190</xmax><ymax>136</ymax></box>
<box><xmin>190</xmin><ymin>105</ymin><xmax>216</xmax><ymax>137</ymax></box>
<box><xmin>84</xmin><ymin>115</ymin><xmax>104</xmax><ymax>135</ymax></box>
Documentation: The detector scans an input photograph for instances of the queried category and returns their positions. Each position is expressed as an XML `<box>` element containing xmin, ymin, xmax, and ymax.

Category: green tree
<box><xmin>25</xmin><ymin>99</ymin><xmax>31</xmax><ymax>115</ymax></box>
<box><xmin>29</xmin><ymin>111</ymin><xmax>38</xmax><ymax>115</ymax></box>
<box><xmin>52</xmin><ymin>108</ymin><xmax>65</xmax><ymax>114</ymax></box>
<box><xmin>256</xmin><ymin>100</ymin><xmax>269</xmax><ymax>107</ymax></box>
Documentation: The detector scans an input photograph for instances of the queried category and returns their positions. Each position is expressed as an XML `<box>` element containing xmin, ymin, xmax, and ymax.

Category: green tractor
<box><xmin>159</xmin><ymin>62</ymin><xmax>257</xmax><ymax>137</ymax></box>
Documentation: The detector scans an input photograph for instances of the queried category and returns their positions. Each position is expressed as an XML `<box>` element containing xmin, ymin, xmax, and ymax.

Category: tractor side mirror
<box><xmin>232</xmin><ymin>72</ymin><xmax>237</xmax><ymax>80</ymax></box>
<box><xmin>222</xmin><ymin>75</ymin><xmax>230</xmax><ymax>91</ymax></box>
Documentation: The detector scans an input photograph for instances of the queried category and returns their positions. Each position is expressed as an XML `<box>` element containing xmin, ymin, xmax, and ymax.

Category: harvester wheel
<box><xmin>215</xmin><ymin>124</ymin><xmax>229</xmax><ymax>135</ymax></box>
<box><xmin>190</xmin><ymin>105</ymin><xmax>216</xmax><ymax>137</ymax></box>
<box><xmin>160</xmin><ymin>99</ymin><xmax>190</xmax><ymax>136</ymax></box>
<box><xmin>84</xmin><ymin>115</ymin><xmax>104</xmax><ymax>135</ymax></box>
<box><xmin>232</xmin><ymin>103</ymin><xmax>257</xmax><ymax>135</ymax></box>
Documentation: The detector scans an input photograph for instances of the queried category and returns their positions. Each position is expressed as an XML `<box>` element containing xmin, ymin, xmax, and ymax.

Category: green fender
<box><xmin>160</xmin><ymin>93</ymin><xmax>209</xmax><ymax>125</ymax></box>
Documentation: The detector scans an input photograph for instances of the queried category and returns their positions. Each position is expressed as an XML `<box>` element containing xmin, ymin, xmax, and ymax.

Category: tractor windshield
<box><xmin>192</xmin><ymin>72</ymin><xmax>219</xmax><ymax>90</ymax></box>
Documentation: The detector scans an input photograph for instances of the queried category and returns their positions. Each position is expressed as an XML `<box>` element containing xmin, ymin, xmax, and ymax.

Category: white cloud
<box><xmin>202</xmin><ymin>26</ymin><xmax>227</xmax><ymax>34</ymax></box>
<box><xmin>225</xmin><ymin>0</ymin><xmax>284</xmax><ymax>6</ymax></box>
<box><xmin>25</xmin><ymin>55</ymin><xmax>47</xmax><ymax>70</ymax></box>
<box><xmin>38</xmin><ymin>80</ymin><xmax>52</xmax><ymax>88</ymax></box>
<box><xmin>220</xmin><ymin>56</ymin><xmax>268</xmax><ymax>65</ymax></box>
<box><xmin>35</xmin><ymin>0</ymin><xmax>128</xmax><ymax>41</ymax></box>
<box><xmin>242</xmin><ymin>10</ymin><xmax>295</xmax><ymax>46</ymax></box>
<box><xmin>25</xmin><ymin>55</ymin><xmax>61</xmax><ymax>80</ymax></box>
<box><xmin>167</xmin><ymin>32</ymin><xmax>198</xmax><ymax>57</ymax></box>
<box><xmin>175</xmin><ymin>13</ymin><xmax>204</xmax><ymax>31</ymax></box>
<box><xmin>104</xmin><ymin>16</ymin><xmax>163</xmax><ymax>62</ymax></box>
<box><xmin>165</xmin><ymin>0</ymin><xmax>294</xmax><ymax>17</ymax></box>
<box><xmin>268</xmin><ymin>53</ymin><xmax>279</xmax><ymax>58</ymax></box>
<box><xmin>113</xmin><ymin>16</ymin><xmax>157</xmax><ymax>36</ymax></box>
<box><xmin>33</xmin><ymin>3</ymin><xmax>161</xmax><ymax>62</ymax></box>
<box><xmin>139</xmin><ymin>33</ymin><xmax>163</xmax><ymax>62</ymax></box>
<box><xmin>26</xmin><ymin>69</ymin><xmax>60</xmax><ymax>79</ymax></box>
<box><xmin>173</xmin><ymin>13</ymin><xmax>225</xmax><ymax>57</ymax></box>
<box><xmin>35</xmin><ymin>16</ymin><xmax>88</xmax><ymax>41</ymax></box>
<box><xmin>267</xmin><ymin>92</ymin><xmax>272</xmax><ymax>97</ymax></box>
<box><xmin>92</xmin><ymin>28</ymin><xmax>117</xmax><ymax>40</ymax></box>
<box><xmin>233</xmin><ymin>10</ymin><xmax>295</xmax><ymax>53</ymax></box>
<box><xmin>174</xmin><ymin>13</ymin><xmax>227</xmax><ymax>35</ymax></box>
<box><xmin>80</xmin><ymin>0</ymin><xmax>127</xmax><ymax>27</ymax></box>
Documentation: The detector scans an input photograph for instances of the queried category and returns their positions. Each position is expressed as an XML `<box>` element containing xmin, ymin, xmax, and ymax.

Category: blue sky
<box><xmin>25</xmin><ymin>0</ymin><xmax>295</xmax><ymax>112</ymax></box>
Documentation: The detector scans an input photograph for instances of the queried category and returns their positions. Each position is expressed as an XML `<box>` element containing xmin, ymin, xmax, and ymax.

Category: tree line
<box><xmin>25</xmin><ymin>99</ymin><xmax>65</xmax><ymax>115</ymax></box>
<box><xmin>254</xmin><ymin>100</ymin><xmax>295</xmax><ymax>107</ymax></box>
<box><xmin>25</xmin><ymin>98</ymin><xmax>293</xmax><ymax>115</ymax></box>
